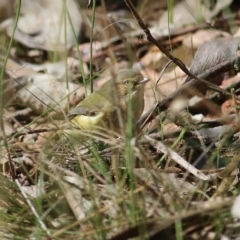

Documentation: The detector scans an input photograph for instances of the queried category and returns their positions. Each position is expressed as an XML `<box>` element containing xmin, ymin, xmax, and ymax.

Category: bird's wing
<box><xmin>67</xmin><ymin>92</ymin><xmax>109</xmax><ymax>119</ymax></box>
<box><xmin>67</xmin><ymin>86</ymin><xmax>114</xmax><ymax>120</ymax></box>
<box><xmin>67</xmin><ymin>103</ymin><xmax>104</xmax><ymax>119</ymax></box>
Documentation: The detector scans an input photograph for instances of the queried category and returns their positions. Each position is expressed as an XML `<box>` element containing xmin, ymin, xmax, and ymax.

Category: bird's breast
<box><xmin>70</xmin><ymin>112</ymin><xmax>105</xmax><ymax>131</ymax></box>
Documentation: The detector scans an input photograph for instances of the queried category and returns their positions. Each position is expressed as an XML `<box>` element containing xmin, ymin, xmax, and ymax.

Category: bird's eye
<box><xmin>125</xmin><ymin>80</ymin><xmax>130</xmax><ymax>85</ymax></box>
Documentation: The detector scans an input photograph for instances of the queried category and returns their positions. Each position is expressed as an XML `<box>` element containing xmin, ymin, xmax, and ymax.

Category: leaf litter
<box><xmin>0</xmin><ymin>0</ymin><xmax>240</xmax><ymax>239</ymax></box>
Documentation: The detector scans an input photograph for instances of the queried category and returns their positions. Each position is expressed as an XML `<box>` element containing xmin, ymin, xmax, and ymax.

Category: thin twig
<box><xmin>138</xmin><ymin>58</ymin><xmax>240</xmax><ymax>126</ymax></box>
<box><xmin>15</xmin><ymin>179</ymin><xmax>51</xmax><ymax>236</ymax></box>
<box><xmin>124</xmin><ymin>0</ymin><xmax>230</xmax><ymax>96</ymax></box>
<box><xmin>144</xmin><ymin>136</ymin><xmax>209</xmax><ymax>181</ymax></box>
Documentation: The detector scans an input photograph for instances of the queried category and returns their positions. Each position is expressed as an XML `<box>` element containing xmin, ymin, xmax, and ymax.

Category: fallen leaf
<box><xmin>4</xmin><ymin>0</ymin><xmax>82</xmax><ymax>51</ymax></box>
<box><xmin>15</xmin><ymin>74</ymin><xmax>87</xmax><ymax>119</ymax></box>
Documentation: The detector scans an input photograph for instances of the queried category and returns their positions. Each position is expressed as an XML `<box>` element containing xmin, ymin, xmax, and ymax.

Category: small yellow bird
<box><xmin>67</xmin><ymin>69</ymin><xmax>149</xmax><ymax>137</ymax></box>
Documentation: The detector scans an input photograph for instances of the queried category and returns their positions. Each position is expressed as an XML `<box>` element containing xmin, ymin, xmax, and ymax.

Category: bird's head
<box><xmin>113</xmin><ymin>69</ymin><xmax>149</xmax><ymax>97</ymax></box>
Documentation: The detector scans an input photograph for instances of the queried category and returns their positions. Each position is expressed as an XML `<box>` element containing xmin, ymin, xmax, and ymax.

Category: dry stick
<box><xmin>125</xmin><ymin>0</ymin><xmax>230</xmax><ymax>95</ymax></box>
<box><xmin>144</xmin><ymin>136</ymin><xmax>209</xmax><ymax>181</ymax></box>
<box><xmin>139</xmin><ymin>58</ymin><xmax>240</xmax><ymax>127</ymax></box>
<box><xmin>111</xmin><ymin>197</ymin><xmax>233</xmax><ymax>240</ymax></box>
<box><xmin>147</xmin><ymin>113</ymin><xmax>238</xmax><ymax>141</ymax></box>
<box><xmin>124</xmin><ymin>0</ymin><xmax>240</xmax><ymax>123</ymax></box>
<box><xmin>15</xmin><ymin>179</ymin><xmax>51</xmax><ymax>236</ymax></box>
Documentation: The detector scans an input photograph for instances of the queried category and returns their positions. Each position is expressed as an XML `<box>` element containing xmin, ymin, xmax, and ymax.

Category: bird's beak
<box><xmin>139</xmin><ymin>77</ymin><xmax>150</xmax><ymax>84</ymax></box>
